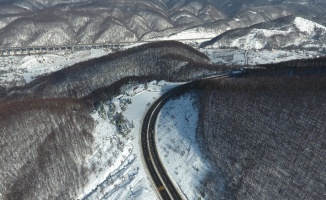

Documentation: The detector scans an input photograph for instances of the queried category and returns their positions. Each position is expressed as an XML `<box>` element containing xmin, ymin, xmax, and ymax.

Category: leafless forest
<box><xmin>0</xmin><ymin>98</ymin><xmax>94</xmax><ymax>199</ymax></box>
<box><xmin>0</xmin><ymin>0</ymin><xmax>325</xmax><ymax>199</ymax></box>
<box><xmin>0</xmin><ymin>41</ymin><xmax>223</xmax><ymax>199</ymax></box>
<box><xmin>197</xmin><ymin>75</ymin><xmax>326</xmax><ymax>199</ymax></box>
<box><xmin>2</xmin><ymin>41</ymin><xmax>223</xmax><ymax>102</ymax></box>
<box><xmin>1</xmin><ymin>40</ymin><xmax>326</xmax><ymax>199</ymax></box>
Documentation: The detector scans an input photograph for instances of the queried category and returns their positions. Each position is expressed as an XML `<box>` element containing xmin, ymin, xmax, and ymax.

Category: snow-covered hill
<box><xmin>201</xmin><ymin>16</ymin><xmax>326</xmax><ymax>50</ymax></box>
<box><xmin>0</xmin><ymin>49</ymin><xmax>111</xmax><ymax>88</ymax></box>
<box><xmin>202</xmin><ymin>48</ymin><xmax>324</xmax><ymax>66</ymax></box>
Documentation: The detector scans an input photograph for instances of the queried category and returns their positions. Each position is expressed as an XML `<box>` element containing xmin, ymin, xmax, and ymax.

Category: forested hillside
<box><xmin>3</xmin><ymin>41</ymin><xmax>217</xmax><ymax>102</ymax></box>
<box><xmin>1</xmin><ymin>38</ymin><xmax>325</xmax><ymax>199</ymax></box>
<box><xmin>0</xmin><ymin>98</ymin><xmax>94</xmax><ymax>199</ymax></box>
<box><xmin>197</xmin><ymin>74</ymin><xmax>326</xmax><ymax>199</ymax></box>
<box><xmin>0</xmin><ymin>41</ymin><xmax>220</xmax><ymax>199</ymax></box>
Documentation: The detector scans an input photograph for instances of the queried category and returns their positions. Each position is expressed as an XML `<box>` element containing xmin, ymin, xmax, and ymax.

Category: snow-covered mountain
<box><xmin>201</xmin><ymin>16</ymin><xmax>326</xmax><ymax>50</ymax></box>
<box><xmin>149</xmin><ymin>6</ymin><xmax>294</xmax><ymax>41</ymax></box>
<box><xmin>0</xmin><ymin>0</ymin><xmax>225</xmax><ymax>47</ymax></box>
<box><xmin>206</xmin><ymin>0</ymin><xmax>326</xmax><ymax>16</ymax></box>
<box><xmin>0</xmin><ymin>0</ymin><xmax>325</xmax><ymax>47</ymax></box>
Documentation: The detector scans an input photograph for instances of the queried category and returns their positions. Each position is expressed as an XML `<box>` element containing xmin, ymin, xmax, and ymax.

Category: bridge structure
<box><xmin>0</xmin><ymin>37</ymin><xmax>220</xmax><ymax>57</ymax></box>
<box><xmin>0</xmin><ymin>43</ymin><xmax>132</xmax><ymax>56</ymax></box>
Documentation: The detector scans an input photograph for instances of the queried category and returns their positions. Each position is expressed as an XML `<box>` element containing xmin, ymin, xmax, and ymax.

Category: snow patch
<box><xmin>0</xmin><ymin>49</ymin><xmax>111</xmax><ymax>87</ymax></box>
<box><xmin>156</xmin><ymin>93</ymin><xmax>221</xmax><ymax>199</ymax></box>
<box><xmin>254</xmin><ymin>28</ymin><xmax>291</xmax><ymax>37</ymax></box>
<box><xmin>294</xmin><ymin>17</ymin><xmax>326</xmax><ymax>33</ymax></box>
<box><xmin>148</xmin><ymin>28</ymin><xmax>218</xmax><ymax>42</ymax></box>
<box><xmin>202</xmin><ymin>49</ymin><xmax>324</xmax><ymax>65</ymax></box>
<box><xmin>77</xmin><ymin>81</ymin><xmax>184</xmax><ymax>200</ymax></box>
<box><xmin>231</xmin><ymin>31</ymin><xmax>264</xmax><ymax>50</ymax></box>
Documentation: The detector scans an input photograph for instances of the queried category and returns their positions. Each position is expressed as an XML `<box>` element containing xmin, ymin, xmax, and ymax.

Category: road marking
<box><xmin>157</xmin><ymin>186</ymin><xmax>165</xmax><ymax>192</ymax></box>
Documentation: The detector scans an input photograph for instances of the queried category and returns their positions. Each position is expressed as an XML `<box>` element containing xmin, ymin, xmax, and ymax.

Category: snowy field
<box><xmin>77</xmin><ymin>81</ymin><xmax>184</xmax><ymax>200</ymax></box>
<box><xmin>156</xmin><ymin>93</ymin><xmax>224</xmax><ymax>200</ymax></box>
<box><xmin>202</xmin><ymin>49</ymin><xmax>325</xmax><ymax>65</ymax></box>
<box><xmin>0</xmin><ymin>49</ymin><xmax>111</xmax><ymax>88</ymax></box>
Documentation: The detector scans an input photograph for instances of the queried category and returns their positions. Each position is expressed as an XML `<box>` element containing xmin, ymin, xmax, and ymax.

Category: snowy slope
<box><xmin>202</xmin><ymin>49</ymin><xmax>324</xmax><ymax>65</ymax></box>
<box><xmin>156</xmin><ymin>93</ymin><xmax>225</xmax><ymax>200</ymax></box>
<box><xmin>77</xmin><ymin>81</ymin><xmax>184</xmax><ymax>200</ymax></box>
<box><xmin>0</xmin><ymin>49</ymin><xmax>111</xmax><ymax>88</ymax></box>
<box><xmin>203</xmin><ymin>17</ymin><xmax>326</xmax><ymax>50</ymax></box>
<box><xmin>148</xmin><ymin>28</ymin><xmax>218</xmax><ymax>42</ymax></box>
<box><xmin>293</xmin><ymin>17</ymin><xmax>326</xmax><ymax>33</ymax></box>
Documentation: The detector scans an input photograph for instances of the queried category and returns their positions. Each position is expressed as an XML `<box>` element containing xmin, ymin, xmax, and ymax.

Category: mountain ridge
<box><xmin>0</xmin><ymin>0</ymin><xmax>325</xmax><ymax>47</ymax></box>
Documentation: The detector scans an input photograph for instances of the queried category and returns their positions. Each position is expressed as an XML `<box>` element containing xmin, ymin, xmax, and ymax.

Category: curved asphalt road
<box><xmin>141</xmin><ymin>75</ymin><xmax>228</xmax><ymax>200</ymax></box>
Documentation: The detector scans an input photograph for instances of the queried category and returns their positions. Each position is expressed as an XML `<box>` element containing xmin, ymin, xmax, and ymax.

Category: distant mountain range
<box><xmin>0</xmin><ymin>0</ymin><xmax>325</xmax><ymax>48</ymax></box>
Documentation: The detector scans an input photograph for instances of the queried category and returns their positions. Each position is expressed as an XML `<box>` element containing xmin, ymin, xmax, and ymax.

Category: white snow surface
<box><xmin>202</xmin><ymin>49</ymin><xmax>325</xmax><ymax>65</ymax></box>
<box><xmin>253</xmin><ymin>28</ymin><xmax>291</xmax><ymax>37</ymax></box>
<box><xmin>209</xmin><ymin>17</ymin><xmax>326</xmax><ymax>50</ymax></box>
<box><xmin>77</xmin><ymin>81</ymin><xmax>184</xmax><ymax>200</ymax></box>
<box><xmin>294</xmin><ymin>17</ymin><xmax>326</xmax><ymax>33</ymax></box>
<box><xmin>156</xmin><ymin>93</ymin><xmax>215</xmax><ymax>200</ymax></box>
<box><xmin>231</xmin><ymin>31</ymin><xmax>264</xmax><ymax>50</ymax></box>
<box><xmin>149</xmin><ymin>27</ymin><xmax>218</xmax><ymax>42</ymax></box>
<box><xmin>0</xmin><ymin>49</ymin><xmax>111</xmax><ymax>87</ymax></box>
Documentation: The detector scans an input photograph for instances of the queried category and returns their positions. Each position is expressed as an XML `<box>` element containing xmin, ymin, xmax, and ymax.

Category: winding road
<box><xmin>141</xmin><ymin>75</ymin><xmax>228</xmax><ymax>200</ymax></box>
